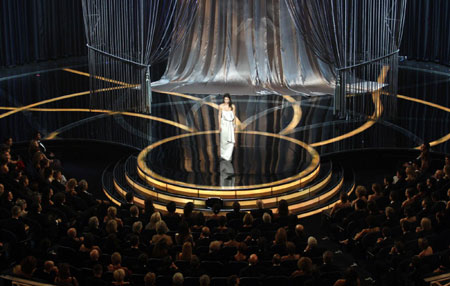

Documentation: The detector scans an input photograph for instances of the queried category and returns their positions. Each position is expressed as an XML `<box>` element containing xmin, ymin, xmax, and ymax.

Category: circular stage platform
<box><xmin>137</xmin><ymin>131</ymin><xmax>320</xmax><ymax>198</ymax></box>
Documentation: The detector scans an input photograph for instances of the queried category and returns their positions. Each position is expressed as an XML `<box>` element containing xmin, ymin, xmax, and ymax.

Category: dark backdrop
<box><xmin>400</xmin><ymin>0</ymin><xmax>450</xmax><ymax>65</ymax></box>
<box><xmin>0</xmin><ymin>0</ymin><xmax>86</xmax><ymax>67</ymax></box>
<box><xmin>1</xmin><ymin>0</ymin><xmax>449</xmax><ymax>68</ymax></box>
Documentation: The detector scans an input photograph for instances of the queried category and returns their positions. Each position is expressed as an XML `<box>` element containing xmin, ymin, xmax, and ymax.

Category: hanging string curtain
<box><xmin>81</xmin><ymin>0</ymin><xmax>198</xmax><ymax>113</ymax></box>
<box><xmin>286</xmin><ymin>0</ymin><xmax>407</xmax><ymax>71</ymax></box>
<box><xmin>285</xmin><ymin>0</ymin><xmax>407</xmax><ymax>117</ymax></box>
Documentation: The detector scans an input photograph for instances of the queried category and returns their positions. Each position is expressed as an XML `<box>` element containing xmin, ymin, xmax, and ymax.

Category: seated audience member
<box><xmin>13</xmin><ymin>256</ymin><xmax>38</xmax><ymax>279</ymax></box>
<box><xmin>281</xmin><ymin>242</ymin><xmax>300</xmax><ymax>262</ymax></box>
<box><xmin>234</xmin><ymin>242</ymin><xmax>248</xmax><ymax>262</ymax></box>
<box><xmin>226</xmin><ymin>201</ymin><xmax>246</xmax><ymax>222</ymax></box>
<box><xmin>144</xmin><ymin>272</ymin><xmax>156</xmax><ymax>286</ymax></box>
<box><xmin>163</xmin><ymin>201</ymin><xmax>181</xmax><ymax>230</ymax></box>
<box><xmin>330</xmin><ymin>192</ymin><xmax>351</xmax><ymax>217</ymax></box>
<box><xmin>34</xmin><ymin>260</ymin><xmax>58</xmax><ymax>283</ymax></box>
<box><xmin>250</xmin><ymin>199</ymin><xmax>272</xmax><ymax>219</ymax></box>
<box><xmin>319</xmin><ymin>251</ymin><xmax>340</xmax><ymax>273</ymax></box>
<box><xmin>351</xmin><ymin>186</ymin><xmax>368</xmax><ymax>208</ymax></box>
<box><xmin>290</xmin><ymin>257</ymin><xmax>314</xmax><ymax>283</ymax></box>
<box><xmin>176</xmin><ymin>241</ymin><xmax>194</xmax><ymax>262</ymax></box>
<box><xmin>172</xmin><ymin>272</ymin><xmax>184</xmax><ymax>286</ymax></box>
<box><xmin>0</xmin><ymin>205</ymin><xmax>27</xmax><ymax>240</ymax></box>
<box><xmin>113</xmin><ymin>268</ymin><xmax>129</xmax><ymax>286</ymax></box>
<box><xmin>417</xmin><ymin>237</ymin><xmax>433</xmax><ymax>258</ymax></box>
<box><xmin>239</xmin><ymin>254</ymin><xmax>264</xmax><ymax>277</ymax></box>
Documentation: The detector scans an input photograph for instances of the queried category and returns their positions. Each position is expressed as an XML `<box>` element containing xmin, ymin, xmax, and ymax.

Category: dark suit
<box><xmin>251</xmin><ymin>208</ymin><xmax>273</xmax><ymax>219</ymax></box>
<box><xmin>226</xmin><ymin>211</ymin><xmax>246</xmax><ymax>222</ymax></box>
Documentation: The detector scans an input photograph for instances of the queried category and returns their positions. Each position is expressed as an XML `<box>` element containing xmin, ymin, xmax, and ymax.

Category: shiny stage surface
<box><xmin>141</xmin><ymin>131</ymin><xmax>316</xmax><ymax>188</ymax></box>
<box><xmin>0</xmin><ymin>58</ymin><xmax>449</xmax><ymax>214</ymax></box>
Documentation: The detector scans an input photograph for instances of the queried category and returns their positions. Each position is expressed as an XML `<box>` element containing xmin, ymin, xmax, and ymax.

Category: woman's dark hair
<box><xmin>184</xmin><ymin>202</ymin><xmax>194</xmax><ymax>217</ymax></box>
<box><xmin>144</xmin><ymin>197</ymin><xmax>155</xmax><ymax>214</ymax></box>
<box><xmin>166</xmin><ymin>201</ymin><xmax>176</xmax><ymax>213</ymax></box>
<box><xmin>277</xmin><ymin>199</ymin><xmax>289</xmax><ymax>217</ymax></box>
<box><xmin>223</xmin><ymin>93</ymin><xmax>233</xmax><ymax>109</ymax></box>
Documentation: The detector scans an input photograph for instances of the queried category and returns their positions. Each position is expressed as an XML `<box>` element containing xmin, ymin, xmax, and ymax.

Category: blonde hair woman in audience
<box><xmin>104</xmin><ymin>206</ymin><xmax>123</xmax><ymax>227</ymax></box>
<box><xmin>177</xmin><ymin>241</ymin><xmax>194</xmax><ymax>261</ymax></box>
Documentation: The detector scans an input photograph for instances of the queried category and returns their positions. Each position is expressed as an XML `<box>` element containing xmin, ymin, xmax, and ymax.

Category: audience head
<box><xmin>199</xmin><ymin>274</ymin><xmax>210</xmax><ymax>286</ymax></box>
<box><xmin>243</xmin><ymin>213</ymin><xmax>253</xmax><ymax>225</ymax></box>
<box><xmin>355</xmin><ymin>185</ymin><xmax>367</xmax><ymax>198</ymax></box>
<box><xmin>166</xmin><ymin>201</ymin><xmax>176</xmax><ymax>214</ymax></box>
<box><xmin>295</xmin><ymin>224</ymin><xmax>304</xmax><ymax>236</ymax></box>
<box><xmin>148</xmin><ymin>212</ymin><xmax>162</xmax><ymax>230</ymax></box>
<box><xmin>90</xmin><ymin>249</ymin><xmax>100</xmax><ymax>261</ymax></box>
<box><xmin>88</xmin><ymin>216</ymin><xmax>100</xmax><ymax>229</ymax></box>
<box><xmin>172</xmin><ymin>272</ymin><xmax>184</xmax><ymax>286</ymax></box>
<box><xmin>256</xmin><ymin>199</ymin><xmax>264</xmax><ymax>209</ymax></box>
<box><xmin>20</xmin><ymin>256</ymin><xmax>37</xmax><ymax>277</ymax></box>
<box><xmin>125</xmin><ymin>192</ymin><xmax>134</xmax><ymax>203</ymax></box>
<box><xmin>113</xmin><ymin>268</ymin><xmax>126</xmax><ymax>283</ymax></box>
<box><xmin>130</xmin><ymin>205</ymin><xmax>139</xmax><ymax>217</ymax></box>
<box><xmin>144</xmin><ymin>272</ymin><xmax>156</xmax><ymax>286</ymax></box>
<box><xmin>262</xmin><ymin>212</ymin><xmax>271</xmax><ymax>223</ymax></box>
<box><xmin>272</xmin><ymin>254</ymin><xmax>281</xmax><ymax>265</ymax></box>
<box><xmin>297</xmin><ymin>257</ymin><xmax>313</xmax><ymax>274</ymax></box>
<box><xmin>181</xmin><ymin>242</ymin><xmax>193</xmax><ymax>261</ymax></box>
<box><xmin>307</xmin><ymin>236</ymin><xmax>318</xmax><ymax>247</ymax></box>
<box><xmin>277</xmin><ymin>199</ymin><xmax>289</xmax><ymax>216</ymax></box>
<box><xmin>132</xmin><ymin>221</ymin><xmax>143</xmax><ymax>234</ymax></box>
<box><xmin>232</xmin><ymin>201</ymin><xmax>241</xmax><ymax>212</ymax></box>
<box><xmin>184</xmin><ymin>202</ymin><xmax>194</xmax><ymax>217</ymax></box>
<box><xmin>275</xmin><ymin>227</ymin><xmax>288</xmax><ymax>245</ymax></box>
<box><xmin>209</xmin><ymin>241</ymin><xmax>221</xmax><ymax>253</ymax></box>
<box><xmin>111</xmin><ymin>252</ymin><xmax>122</xmax><ymax>266</ymax></box>
<box><xmin>248</xmin><ymin>254</ymin><xmax>258</xmax><ymax>265</ymax></box>
<box><xmin>323</xmin><ymin>250</ymin><xmax>333</xmax><ymax>264</ymax></box>
<box><xmin>156</xmin><ymin>220</ymin><xmax>169</xmax><ymax>234</ymax></box>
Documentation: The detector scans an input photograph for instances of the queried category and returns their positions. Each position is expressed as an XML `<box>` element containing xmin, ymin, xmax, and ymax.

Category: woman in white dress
<box><xmin>218</xmin><ymin>94</ymin><xmax>236</xmax><ymax>161</ymax></box>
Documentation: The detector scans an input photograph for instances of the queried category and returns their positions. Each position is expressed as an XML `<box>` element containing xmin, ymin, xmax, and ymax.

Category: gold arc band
<box><xmin>137</xmin><ymin>130</ymin><xmax>320</xmax><ymax>193</ymax></box>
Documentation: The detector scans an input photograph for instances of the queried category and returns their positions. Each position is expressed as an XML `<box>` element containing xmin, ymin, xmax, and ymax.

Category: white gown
<box><xmin>220</xmin><ymin>109</ymin><xmax>235</xmax><ymax>161</ymax></box>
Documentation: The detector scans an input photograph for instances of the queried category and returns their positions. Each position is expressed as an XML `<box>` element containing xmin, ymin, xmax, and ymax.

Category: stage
<box><xmin>0</xmin><ymin>59</ymin><xmax>449</xmax><ymax>216</ymax></box>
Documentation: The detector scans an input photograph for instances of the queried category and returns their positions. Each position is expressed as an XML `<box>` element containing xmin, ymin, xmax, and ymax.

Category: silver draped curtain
<box><xmin>154</xmin><ymin>0</ymin><xmax>335</xmax><ymax>96</ymax></box>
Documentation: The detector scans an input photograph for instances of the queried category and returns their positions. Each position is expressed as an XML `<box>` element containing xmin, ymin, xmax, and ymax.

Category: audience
<box><xmin>0</xmin><ymin>135</ymin><xmax>449</xmax><ymax>286</ymax></box>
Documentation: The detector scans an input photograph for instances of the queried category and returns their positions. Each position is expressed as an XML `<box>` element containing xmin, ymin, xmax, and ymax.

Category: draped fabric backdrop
<box><xmin>286</xmin><ymin>0</ymin><xmax>407</xmax><ymax>117</ymax></box>
<box><xmin>154</xmin><ymin>0</ymin><xmax>335</xmax><ymax>96</ymax></box>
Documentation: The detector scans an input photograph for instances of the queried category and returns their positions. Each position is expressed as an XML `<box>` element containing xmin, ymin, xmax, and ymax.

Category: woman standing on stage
<box><xmin>218</xmin><ymin>93</ymin><xmax>236</xmax><ymax>161</ymax></box>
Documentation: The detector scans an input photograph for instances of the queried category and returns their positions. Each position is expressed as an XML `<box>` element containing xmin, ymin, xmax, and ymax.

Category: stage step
<box><xmin>101</xmin><ymin>154</ymin><xmax>355</xmax><ymax>217</ymax></box>
<box><xmin>123</xmin><ymin>155</ymin><xmax>334</xmax><ymax>209</ymax></box>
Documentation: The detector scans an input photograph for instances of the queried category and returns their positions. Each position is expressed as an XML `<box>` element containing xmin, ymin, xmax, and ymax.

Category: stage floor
<box><xmin>0</xmin><ymin>58</ymin><xmax>448</xmax><ymax>155</ymax></box>
<box><xmin>1</xmin><ymin>58</ymin><xmax>448</xmax><ymax>213</ymax></box>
